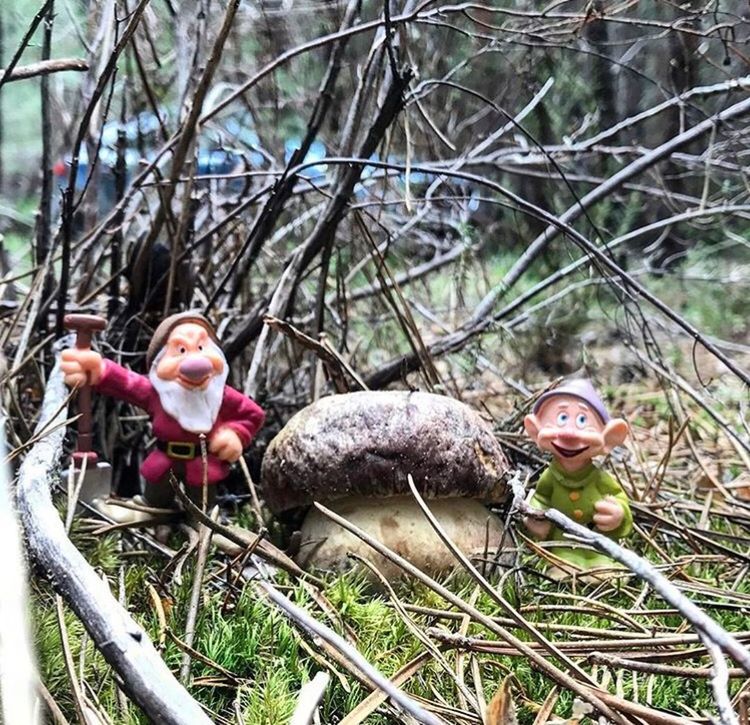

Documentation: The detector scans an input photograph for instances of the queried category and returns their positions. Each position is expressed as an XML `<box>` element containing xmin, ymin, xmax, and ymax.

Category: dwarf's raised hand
<box><xmin>60</xmin><ymin>349</ymin><xmax>104</xmax><ymax>387</ymax></box>
<box><xmin>592</xmin><ymin>495</ymin><xmax>624</xmax><ymax>533</ymax></box>
<box><xmin>208</xmin><ymin>426</ymin><xmax>243</xmax><ymax>463</ymax></box>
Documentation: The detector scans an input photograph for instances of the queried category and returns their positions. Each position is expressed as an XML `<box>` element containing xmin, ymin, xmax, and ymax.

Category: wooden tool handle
<box><xmin>64</xmin><ymin>314</ymin><xmax>107</xmax><ymax>458</ymax></box>
<box><xmin>64</xmin><ymin>314</ymin><xmax>107</xmax><ymax>349</ymax></box>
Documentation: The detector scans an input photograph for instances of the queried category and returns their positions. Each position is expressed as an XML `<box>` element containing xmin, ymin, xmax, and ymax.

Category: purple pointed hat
<box><xmin>532</xmin><ymin>378</ymin><xmax>610</xmax><ymax>423</ymax></box>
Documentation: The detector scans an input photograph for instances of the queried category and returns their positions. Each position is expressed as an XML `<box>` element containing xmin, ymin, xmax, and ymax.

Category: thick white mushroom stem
<box><xmin>297</xmin><ymin>494</ymin><xmax>508</xmax><ymax>578</ymax></box>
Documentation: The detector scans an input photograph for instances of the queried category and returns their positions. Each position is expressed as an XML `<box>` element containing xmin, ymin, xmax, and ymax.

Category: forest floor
<box><xmin>5</xmin><ymin>0</ymin><xmax>750</xmax><ymax>719</ymax></box>
<box><xmin>29</xmin><ymin>341</ymin><xmax>750</xmax><ymax>725</ymax></box>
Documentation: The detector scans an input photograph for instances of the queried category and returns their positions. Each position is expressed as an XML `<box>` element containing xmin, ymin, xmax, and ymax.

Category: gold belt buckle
<box><xmin>166</xmin><ymin>441</ymin><xmax>196</xmax><ymax>460</ymax></box>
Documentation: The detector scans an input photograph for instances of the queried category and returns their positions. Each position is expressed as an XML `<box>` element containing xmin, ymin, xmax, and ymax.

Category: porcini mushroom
<box><xmin>261</xmin><ymin>391</ymin><xmax>510</xmax><ymax>577</ymax></box>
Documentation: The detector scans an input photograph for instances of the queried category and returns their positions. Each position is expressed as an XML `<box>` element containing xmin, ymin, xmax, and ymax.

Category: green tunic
<box><xmin>530</xmin><ymin>460</ymin><xmax>632</xmax><ymax>570</ymax></box>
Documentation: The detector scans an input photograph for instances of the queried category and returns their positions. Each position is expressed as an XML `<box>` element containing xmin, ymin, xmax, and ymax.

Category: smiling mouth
<box><xmin>552</xmin><ymin>443</ymin><xmax>589</xmax><ymax>458</ymax></box>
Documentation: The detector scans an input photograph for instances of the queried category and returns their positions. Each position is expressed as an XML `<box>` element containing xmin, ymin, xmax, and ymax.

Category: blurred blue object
<box><xmin>53</xmin><ymin>110</ymin><xmax>253</xmax><ymax>214</ymax></box>
<box><xmin>284</xmin><ymin>137</ymin><xmax>328</xmax><ymax>178</ymax></box>
<box><xmin>52</xmin><ymin>109</ymin><xmax>482</xmax><ymax>221</ymax></box>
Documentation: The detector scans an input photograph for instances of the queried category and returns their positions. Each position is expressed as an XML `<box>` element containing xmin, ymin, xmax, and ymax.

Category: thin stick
<box><xmin>700</xmin><ymin>636</ymin><xmax>740</xmax><ymax>725</ymax></box>
<box><xmin>587</xmin><ymin>652</ymin><xmax>747</xmax><ymax>679</ymax></box>
<box><xmin>340</xmin><ymin>653</ymin><xmax>432</xmax><ymax>725</ymax></box>
<box><xmin>167</xmin><ymin>630</ymin><xmax>240</xmax><ymax>683</ymax></box>
<box><xmin>37</xmin><ymin>678</ymin><xmax>70</xmax><ymax>725</ymax></box>
<box><xmin>146</xmin><ymin>584</ymin><xmax>167</xmax><ymax>652</ymax></box>
<box><xmin>237</xmin><ymin>456</ymin><xmax>265</xmax><ymax>526</ymax></box>
<box><xmin>257</xmin><ymin>579</ymin><xmax>443</xmax><ymax>725</ymax></box>
<box><xmin>55</xmin><ymin>596</ymin><xmax>87</xmax><ymax>725</ymax></box>
<box><xmin>0</xmin><ymin>58</ymin><xmax>88</xmax><ymax>81</ymax></box>
<box><xmin>179</xmin><ymin>516</ymin><xmax>215</xmax><ymax>684</ymax></box>
<box><xmin>290</xmin><ymin>671</ymin><xmax>330</xmax><ymax>725</ymax></box>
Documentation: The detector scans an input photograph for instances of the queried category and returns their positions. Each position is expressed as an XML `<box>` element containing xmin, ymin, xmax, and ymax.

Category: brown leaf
<box><xmin>486</xmin><ymin>677</ymin><xmax>517</xmax><ymax>725</ymax></box>
<box><xmin>532</xmin><ymin>686</ymin><xmax>559</xmax><ymax>724</ymax></box>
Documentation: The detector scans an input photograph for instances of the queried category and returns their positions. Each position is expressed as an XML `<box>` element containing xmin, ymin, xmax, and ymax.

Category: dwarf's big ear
<box><xmin>602</xmin><ymin>418</ymin><xmax>628</xmax><ymax>450</ymax></box>
<box><xmin>524</xmin><ymin>414</ymin><xmax>541</xmax><ymax>443</ymax></box>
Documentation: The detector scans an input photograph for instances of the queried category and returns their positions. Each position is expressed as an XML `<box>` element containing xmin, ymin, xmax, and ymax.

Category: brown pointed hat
<box><xmin>146</xmin><ymin>311</ymin><xmax>220</xmax><ymax>368</ymax></box>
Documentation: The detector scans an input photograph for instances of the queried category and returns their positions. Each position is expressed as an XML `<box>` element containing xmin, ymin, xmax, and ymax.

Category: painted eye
<box><xmin>179</xmin><ymin>346</ymin><xmax>187</xmax><ymax>354</ymax></box>
<box><xmin>198</xmin><ymin>345</ymin><xmax>204</xmax><ymax>351</ymax></box>
<box><xmin>556</xmin><ymin>412</ymin><xmax>569</xmax><ymax>426</ymax></box>
<box><xmin>575</xmin><ymin>413</ymin><xmax>587</xmax><ymax>429</ymax></box>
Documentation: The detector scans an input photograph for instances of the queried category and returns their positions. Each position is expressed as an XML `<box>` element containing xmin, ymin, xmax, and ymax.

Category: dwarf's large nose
<box><xmin>179</xmin><ymin>355</ymin><xmax>212</xmax><ymax>381</ymax></box>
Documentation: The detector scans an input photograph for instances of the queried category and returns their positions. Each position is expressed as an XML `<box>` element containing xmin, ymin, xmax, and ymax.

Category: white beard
<box><xmin>149</xmin><ymin>347</ymin><xmax>229</xmax><ymax>434</ymax></box>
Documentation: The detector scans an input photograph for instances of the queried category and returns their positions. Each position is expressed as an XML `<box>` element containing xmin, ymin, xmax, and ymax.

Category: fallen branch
<box><xmin>16</xmin><ymin>356</ymin><xmax>212</xmax><ymax>725</ymax></box>
<box><xmin>510</xmin><ymin>475</ymin><xmax>750</xmax><ymax>724</ymax></box>
<box><xmin>257</xmin><ymin>579</ymin><xmax>443</xmax><ymax>725</ymax></box>
<box><xmin>426</xmin><ymin>631</ymin><xmax>718</xmax><ymax>724</ymax></box>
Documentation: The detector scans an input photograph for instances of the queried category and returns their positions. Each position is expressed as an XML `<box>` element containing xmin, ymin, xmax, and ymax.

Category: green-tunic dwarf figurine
<box><xmin>523</xmin><ymin>379</ymin><xmax>632</xmax><ymax>573</ymax></box>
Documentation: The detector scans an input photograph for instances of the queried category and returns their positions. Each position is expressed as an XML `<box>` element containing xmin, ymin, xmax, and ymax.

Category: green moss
<box><xmin>32</xmin><ymin>515</ymin><xmax>750</xmax><ymax>725</ymax></box>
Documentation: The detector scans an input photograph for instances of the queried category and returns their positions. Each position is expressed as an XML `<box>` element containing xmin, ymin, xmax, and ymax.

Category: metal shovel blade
<box><xmin>76</xmin><ymin>461</ymin><xmax>113</xmax><ymax>507</ymax></box>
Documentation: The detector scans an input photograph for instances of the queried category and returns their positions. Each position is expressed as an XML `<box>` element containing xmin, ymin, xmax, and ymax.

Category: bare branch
<box><xmin>0</xmin><ymin>58</ymin><xmax>88</xmax><ymax>82</ymax></box>
<box><xmin>16</xmin><ymin>355</ymin><xmax>212</xmax><ymax>724</ymax></box>
<box><xmin>470</xmin><ymin>89</ymin><xmax>750</xmax><ymax>324</ymax></box>
<box><xmin>510</xmin><ymin>476</ymin><xmax>750</xmax><ymax>675</ymax></box>
<box><xmin>257</xmin><ymin>580</ymin><xmax>443</xmax><ymax>725</ymax></box>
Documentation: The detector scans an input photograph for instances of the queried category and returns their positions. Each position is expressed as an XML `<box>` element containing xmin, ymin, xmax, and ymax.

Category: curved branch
<box><xmin>510</xmin><ymin>477</ymin><xmax>750</xmax><ymax>676</ymax></box>
<box><xmin>16</xmin><ymin>357</ymin><xmax>212</xmax><ymax>725</ymax></box>
<box><xmin>470</xmin><ymin>89</ymin><xmax>750</xmax><ymax>323</ymax></box>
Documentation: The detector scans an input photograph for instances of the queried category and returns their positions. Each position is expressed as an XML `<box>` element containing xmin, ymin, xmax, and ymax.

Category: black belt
<box><xmin>156</xmin><ymin>440</ymin><xmax>198</xmax><ymax>460</ymax></box>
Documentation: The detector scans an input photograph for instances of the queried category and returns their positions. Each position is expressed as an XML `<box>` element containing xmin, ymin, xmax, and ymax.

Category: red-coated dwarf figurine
<box><xmin>61</xmin><ymin>312</ymin><xmax>264</xmax><ymax>517</ymax></box>
<box><xmin>523</xmin><ymin>379</ymin><xmax>632</xmax><ymax>574</ymax></box>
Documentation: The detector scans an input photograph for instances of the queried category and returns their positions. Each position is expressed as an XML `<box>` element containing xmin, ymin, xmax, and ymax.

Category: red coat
<box><xmin>95</xmin><ymin>359</ymin><xmax>265</xmax><ymax>487</ymax></box>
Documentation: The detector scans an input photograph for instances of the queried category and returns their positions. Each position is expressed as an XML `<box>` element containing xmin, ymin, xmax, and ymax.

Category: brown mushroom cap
<box><xmin>261</xmin><ymin>391</ymin><xmax>509</xmax><ymax>512</ymax></box>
